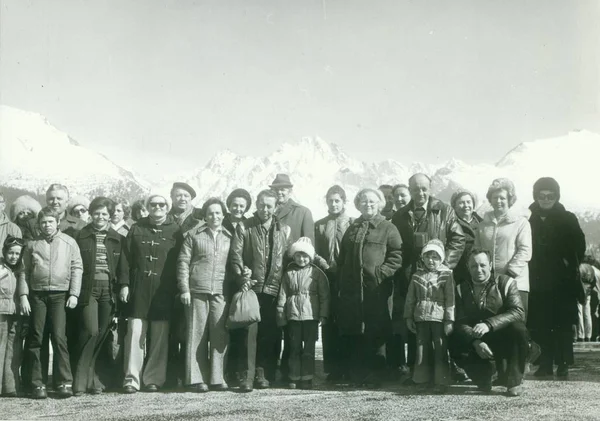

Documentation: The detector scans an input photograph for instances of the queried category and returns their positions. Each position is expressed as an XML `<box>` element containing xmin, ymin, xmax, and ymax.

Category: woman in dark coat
<box><xmin>528</xmin><ymin>177</ymin><xmax>585</xmax><ymax>378</ymax></box>
<box><xmin>118</xmin><ymin>192</ymin><xmax>182</xmax><ymax>393</ymax></box>
<box><xmin>337</xmin><ymin>188</ymin><xmax>402</xmax><ymax>387</ymax></box>
<box><xmin>450</xmin><ymin>190</ymin><xmax>483</xmax><ymax>284</ymax></box>
<box><xmin>73</xmin><ymin>197</ymin><xmax>123</xmax><ymax>395</ymax></box>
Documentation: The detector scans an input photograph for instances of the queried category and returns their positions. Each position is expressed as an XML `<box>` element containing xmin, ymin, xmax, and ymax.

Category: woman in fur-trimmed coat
<box><xmin>9</xmin><ymin>195</ymin><xmax>42</xmax><ymax>240</ymax></box>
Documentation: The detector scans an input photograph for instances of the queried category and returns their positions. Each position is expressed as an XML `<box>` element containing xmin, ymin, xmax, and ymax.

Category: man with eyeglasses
<box><xmin>391</xmin><ymin>173</ymin><xmax>466</xmax><ymax>383</ymax></box>
<box><xmin>0</xmin><ymin>192</ymin><xmax>22</xmax><ymax>247</ymax></box>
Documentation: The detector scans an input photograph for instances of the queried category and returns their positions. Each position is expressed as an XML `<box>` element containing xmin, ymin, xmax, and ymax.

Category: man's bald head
<box><xmin>408</xmin><ymin>173</ymin><xmax>431</xmax><ymax>207</ymax></box>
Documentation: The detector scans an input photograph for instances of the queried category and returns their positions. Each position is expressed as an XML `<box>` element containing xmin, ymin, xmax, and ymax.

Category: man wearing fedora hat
<box><xmin>269</xmin><ymin>173</ymin><xmax>315</xmax><ymax>382</ymax></box>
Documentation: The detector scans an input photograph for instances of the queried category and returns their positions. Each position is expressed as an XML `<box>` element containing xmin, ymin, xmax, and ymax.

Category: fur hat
<box><xmin>9</xmin><ymin>195</ymin><xmax>42</xmax><ymax>222</ymax></box>
<box><xmin>67</xmin><ymin>195</ymin><xmax>91</xmax><ymax>215</ymax></box>
<box><xmin>288</xmin><ymin>237</ymin><xmax>315</xmax><ymax>260</ymax></box>
<box><xmin>421</xmin><ymin>239</ymin><xmax>445</xmax><ymax>262</ymax></box>
<box><xmin>146</xmin><ymin>192</ymin><xmax>172</xmax><ymax>211</ymax></box>
<box><xmin>533</xmin><ymin>177</ymin><xmax>560</xmax><ymax>201</ymax></box>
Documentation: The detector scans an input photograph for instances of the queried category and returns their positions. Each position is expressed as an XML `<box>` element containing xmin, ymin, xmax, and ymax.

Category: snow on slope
<box><xmin>0</xmin><ymin>105</ymin><xmax>149</xmax><ymax>199</ymax></box>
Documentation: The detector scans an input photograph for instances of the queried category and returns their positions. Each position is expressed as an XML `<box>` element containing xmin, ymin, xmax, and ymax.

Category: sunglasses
<box><xmin>537</xmin><ymin>193</ymin><xmax>557</xmax><ymax>201</ymax></box>
<box><xmin>149</xmin><ymin>202</ymin><xmax>167</xmax><ymax>209</ymax></box>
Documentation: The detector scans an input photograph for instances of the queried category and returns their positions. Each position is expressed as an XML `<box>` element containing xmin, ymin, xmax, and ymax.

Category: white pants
<box><xmin>123</xmin><ymin>318</ymin><xmax>169</xmax><ymax>390</ymax></box>
<box><xmin>577</xmin><ymin>295</ymin><xmax>592</xmax><ymax>340</ymax></box>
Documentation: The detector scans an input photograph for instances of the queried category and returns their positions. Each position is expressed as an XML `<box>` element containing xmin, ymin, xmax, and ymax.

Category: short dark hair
<box><xmin>468</xmin><ymin>248</ymin><xmax>492</xmax><ymax>263</ymax></box>
<box><xmin>89</xmin><ymin>197</ymin><xmax>116</xmax><ymax>217</ymax></box>
<box><xmin>112</xmin><ymin>197</ymin><xmax>131</xmax><ymax>219</ymax></box>
<box><xmin>226</xmin><ymin>188</ymin><xmax>252</xmax><ymax>211</ymax></box>
<box><xmin>378</xmin><ymin>184</ymin><xmax>393</xmax><ymax>194</ymax></box>
<box><xmin>392</xmin><ymin>184</ymin><xmax>409</xmax><ymax>195</ymax></box>
<box><xmin>201</xmin><ymin>197</ymin><xmax>227</xmax><ymax>217</ymax></box>
<box><xmin>326</xmin><ymin>185</ymin><xmax>347</xmax><ymax>202</ymax></box>
<box><xmin>131</xmin><ymin>200</ymin><xmax>147</xmax><ymax>222</ymax></box>
<box><xmin>37</xmin><ymin>206</ymin><xmax>61</xmax><ymax>222</ymax></box>
<box><xmin>256</xmin><ymin>189</ymin><xmax>278</xmax><ymax>204</ymax></box>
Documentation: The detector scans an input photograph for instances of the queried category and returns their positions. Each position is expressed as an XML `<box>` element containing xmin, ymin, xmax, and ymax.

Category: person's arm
<box><xmin>276</xmin><ymin>272</ymin><xmax>289</xmax><ymax>326</ymax></box>
<box><xmin>68</xmin><ymin>240</ymin><xmax>83</xmax><ymax>298</ymax></box>
<box><xmin>567</xmin><ymin>212</ymin><xmax>586</xmax><ymax>262</ymax></box>
<box><xmin>302</xmin><ymin>209</ymin><xmax>315</xmax><ymax>244</ymax></box>
<box><xmin>485</xmin><ymin>278</ymin><xmax>525</xmax><ymax>330</ymax></box>
<box><xmin>117</xmin><ymin>227</ymin><xmax>134</xmax><ymax>302</ymax></box>
<box><xmin>444</xmin><ymin>208</ymin><xmax>466</xmax><ymax>270</ymax></box>
<box><xmin>506</xmin><ymin>219</ymin><xmax>532</xmax><ymax>278</ymax></box>
<box><xmin>444</xmin><ymin>272</ymin><xmax>455</xmax><ymax>322</ymax></box>
<box><xmin>403</xmin><ymin>276</ymin><xmax>417</xmax><ymax>320</ymax></box>
<box><xmin>177</xmin><ymin>234</ymin><xmax>194</xmax><ymax>295</ymax></box>
<box><xmin>318</xmin><ymin>269</ymin><xmax>330</xmax><ymax>320</ymax></box>
<box><xmin>376</xmin><ymin>224</ymin><xmax>403</xmax><ymax>284</ymax></box>
<box><xmin>228</xmin><ymin>223</ymin><xmax>247</xmax><ymax>289</ymax></box>
<box><xmin>453</xmin><ymin>284</ymin><xmax>477</xmax><ymax>342</ymax></box>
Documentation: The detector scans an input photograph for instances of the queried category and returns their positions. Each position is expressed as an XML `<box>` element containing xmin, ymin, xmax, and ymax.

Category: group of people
<box><xmin>0</xmin><ymin>171</ymin><xmax>593</xmax><ymax>400</ymax></box>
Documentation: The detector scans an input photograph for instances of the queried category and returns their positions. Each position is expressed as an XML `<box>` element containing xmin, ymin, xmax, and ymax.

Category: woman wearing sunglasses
<box><xmin>68</xmin><ymin>196</ymin><xmax>91</xmax><ymax>224</ymax></box>
<box><xmin>118</xmin><ymin>192</ymin><xmax>183</xmax><ymax>394</ymax></box>
<box><xmin>527</xmin><ymin>177</ymin><xmax>586</xmax><ymax>379</ymax></box>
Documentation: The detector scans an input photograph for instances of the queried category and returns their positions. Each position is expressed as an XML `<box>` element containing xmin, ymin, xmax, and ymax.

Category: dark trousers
<box><xmin>386</xmin><ymin>332</ymin><xmax>416</xmax><ymax>369</ymax></box>
<box><xmin>288</xmin><ymin>320</ymin><xmax>318</xmax><ymax>381</ymax></box>
<box><xmin>229</xmin><ymin>323</ymin><xmax>258</xmax><ymax>383</ymax></box>
<box><xmin>73</xmin><ymin>281</ymin><xmax>113</xmax><ymax>393</ymax></box>
<box><xmin>28</xmin><ymin>292</ymin><xmax>73</xmax><ymax>388</ymax></box>
<box><xmin>256</xmin><ymin>293</ymin><xmax>280</xmax><ymax>381</ymax></box>
<box><xmin>21</xmin><ymin>319</ymin><xmax>52</xmax><ymax>390</ymax></box>
<box><xmin>520</xmin><ymin>291</ymin><xmax>529</xmax><ymax>322</ymax></box>
<box><xmin>414</xmin><ymin>322</ymin><xmax>449</xmax><ymax>385</ymax></box>
<box><xmin>322</xmin><ymin>321</ymin><xmax>342</xmax><ymax>374</ymax></box>
<box><xmin>166</xmin><ymin>299</ymin><xmax>186</xmax><ymax>388</ymax></box>
<box><xmin>451</xmin><ymin>322</ymin><xmax>528</xmax><ymax>389</ymax></box>
<box><xmin>0</xmin><ymin>315</ymin><xmax>22</xmax><ymax>394</ymax></box>
<box><xmin>340</xmin><ymin>334</ymin><xmax>387</xmax><ymax>382</ymax></box>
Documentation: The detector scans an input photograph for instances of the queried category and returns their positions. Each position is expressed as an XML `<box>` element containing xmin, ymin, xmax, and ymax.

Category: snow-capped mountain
<box><xmin>0</xmin><ymin>105</ymin><xmax>149</xmax><ymax>200</ymax></box>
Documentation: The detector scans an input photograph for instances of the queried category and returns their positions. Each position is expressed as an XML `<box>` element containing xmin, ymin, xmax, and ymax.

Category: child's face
<box><xmin>5</xmin><ymin>245</ymin><xmax>23</xmax><ymax>266</ymax></box>
<box><xmin>39</xmin><ymin>216</ymin><xmax>58</xmax><ymax>236</ymax></box>
<box><xmin>293</xmin><ymin>252</ymin><xmax>311</xmax><ymax>268</ymax></box>
<box><xmin>423</xmin><ymin>251</ymin><xmax>442</xmax><ymax>271</ymax></box>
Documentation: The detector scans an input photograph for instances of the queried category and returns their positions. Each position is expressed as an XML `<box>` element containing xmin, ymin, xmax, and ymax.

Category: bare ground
<box><xmin>4</xmin><ymin>351</ymin><xmax>600</xmax><ymax>421</ymax></box>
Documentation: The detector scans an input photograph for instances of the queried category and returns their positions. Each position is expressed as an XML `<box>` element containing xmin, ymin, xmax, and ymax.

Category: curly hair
<box><xmin>353</xmin><ymin>188</ymin><xmax>386</xmax><ymax>212</ymax></box>
<box><xmin>486</xmin><ymin>178</ymin><xmax>517</xmax><ymax>208</ymax></box>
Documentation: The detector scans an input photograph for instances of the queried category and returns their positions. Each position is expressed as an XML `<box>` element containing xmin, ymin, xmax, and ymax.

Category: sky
<box><xmin>1</xmin><ymin>0</ymin><xmax>598</xmax><ymax>180</ymax></box>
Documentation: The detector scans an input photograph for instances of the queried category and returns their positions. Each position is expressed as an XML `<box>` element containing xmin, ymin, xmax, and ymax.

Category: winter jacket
<box><xmin>314</xmin><ymin>211</ymin><xmax>353</xmax><ymax>271</ymax></box>
<box><xmin>0</xmin><ymin>261</ymin><xmax>18</xmax><ymax>315</ymax></box>
<box><xmin>222</xmin><ymin>215</ymin><xmax>246</xmax><ymax>237</ymax></box>
<box><xmin>118</xmin><ymin>215</ymin><xmax>183</xmax><ymax>320</ymax></box>
<box><xmin>453</xmin><ymin>213</ymin><xmax>483</xmax><ymax>284</ymax></box>
<box><xmin>59</xmin><ymin>213</ymin><xmax>86</xmax><ymax>238</ymax></box>
<box><xmin>336</xmin><ymin>214</ymin><xmax>403</xmax><ymax>336</ymax></box>
<box><xmin>275</xmin><ymin>199</ymin><xmax>315</xmax><ymax>244</ymax></box>
<box><xmin>229</xmin><ymin>215</ymin><xmax>291</xmax><ymax>297</ymax></box>
<box><xmin>276</xmin><ymin>263</ymin><xmax>330</xmax><ymax>324</ymax></box>
<box><xmin>170</xmin><ymin>207</ymin><xmax>204</xmax><ymax>237</ymax></box>
<box><xmin>75</xmin><ymin>224</ymin><xmax>124</xmax><ymax>307</ymax></box>
<box><xmin>20</xmin><ymin>231</ymin><xmax>83</xmax><ymax>297</ymax></box>
<box><xmin>404</xmin><ymin>265</ymin><xmax>455</xmax><ymax>323</ymax></box>
<box><xmin>453</xmin><ymin>274</ymin><xmax>525</xmax><ymax>344</ymax></box>
<box><xmin>177</xmin><ymin>225</ymin><xmax>233</xmax><ymax>296</ymax></box>
<box><xmin>392</xmin><ymin>197</ymin><xmax>466</xmax><ymax>294</ymax></box>
<box><xmin>528</xmin><ymin>202</ymin><xmax>586</xmax><ymax>293</ymax></box>
<box><xmin>475</xmin><ymin>210</ymin><xmax>532</xmax><ymax>292</ymax></box>
<box><xmin>0</xmin><ymin>212</ymin><xmax>22</xmax><ymax>248</ymax></box>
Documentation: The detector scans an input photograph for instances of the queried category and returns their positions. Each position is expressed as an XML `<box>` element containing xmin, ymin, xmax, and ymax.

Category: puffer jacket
<box><xmin>404</xmin><ymin>265</ymin><xmax>455</xmax><ymax>322</ymax></box>
<box><xmin>276</xmin><ymin>263</ymin><xmax>329</xmax><ymax>323</ymax></box>
<box><xmin>475</xmin><ymin>210</ymin><xmax>532</xmax><ymax>292</ymax></box>
<box><xmin>0</xmin><ymin>212</ymin><xmax>22</xmax><ymax>248</ymax></box>
<box><xmin>177</xmin><ymin>225</ymin><xmax>233</xmax><ymax>296</ymax></box>
<box><xmin>229</xmin><ymin>215</ymin><xmax>291</xmax><ymax>297</ymax></box>
<box><xmin>0</xmin><ymin>261</ymin><xmax>18</xmax><ymax>315</ymax></box>
<box><xmin>20</xmin><ymin>231</ymin><xmax>83</xmax><ymax>297</ymax></box>
<box><xmin>453</xmin><ymin>274</ymin><xmax>525</xmax><ymax>343</ymax></box>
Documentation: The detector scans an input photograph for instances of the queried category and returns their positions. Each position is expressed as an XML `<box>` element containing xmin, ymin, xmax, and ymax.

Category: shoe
<box><xmin>73</xmin><ymin>390</ymin><xmax>85</xmax><ymax>397</ymax></box>
<box><xmin>196</xmin><ymin>383</ymin><xmax>209</xmax><ymax>393</ymax></box>
<box><xmin>506</xmin><ymin>385</ymin><xmax>524</xmax><ymax>397</ymax></box>
<box><xmin>2</xmin><ymin>391</ymin><xmax>18</xmax><ymax>398</ymax></box>
<box><xmin>477</xmin><ymin>382</ymin><xmax>493</xmax><ymax>393</ymax></box>
<box><xmin>254</xmin><ymin>368</ymin><xmax>270</xmax><ymax>389</ymax></box>
<box><xmin>122</xmin><ymin>385</ymin><xmax>137</xmax><ymax>394</ymax></box>
<box><xmin>89</xmin><ymin>388</ymin><xmax>103</xmax><ymax>395</ymax></box>
<box><xmin>288</xmin><ymin>382</ymin><xmax>297</xmax><ymax>389</ymax></box>
<box><xmin>398</xmin><ymin>364</ymin><xmax>410</xmax><ymax>377</ymax></box>
<box><xmin>533</xmin><ymin>366</ymin><xmax>553</xmax><ymax>378</ymax></box>
<box><xmin>527</xmin><ymin>341</ymin><xmax>542</xmax><ymax>365</ymax></box>
<box><xmin>144</xmin><ymin>384</ymin><xmax>159</xmax><ymax>392</ymax></box>
<box><xmin>493</xmin><ymin>377</ymin><xmax>506</xmax><ymax>387</ymax></box>
<box><xmin>56</xmin><ymin>384</ymin><xmax>73</xmax><ymax>399</ymax></box>
<box><xmin>32</xmin><ymin>386</ymin><xmax>47</xmax><ymax>399</ymax></box>
<box><xmin>239</xmin><ymin>382</ymin><xmax>253</xmax><ymax>393</ymax></box>
<box><xmin>403</xmin><ymin>377</ymin><xmax>417</xmax><ymax>386</ymax></box>
<box><xmin>433</xmin><ymin>385</ymin><xmax>448</xmax><ymax>394</ymax></box>
<box><xmin>211</xmin><ymin>383</ymin><xmax>229</xmax><ymax>392</ymax></box>
<box><xmin>556</xmin><ymin>364</ymin><xmax>569</xmax><ymax>378</ymax></box>
<box><xmin>299</xmin><ymin>380</ymin><xmax>313</xmax><ymax>390</ymax></box>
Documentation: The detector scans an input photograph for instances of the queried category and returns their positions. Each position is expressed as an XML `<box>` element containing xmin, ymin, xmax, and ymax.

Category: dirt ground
<box><xmin>4</xmin><ymin>351</ymin><xmax>600</xmax><ymax>421</ymax></box>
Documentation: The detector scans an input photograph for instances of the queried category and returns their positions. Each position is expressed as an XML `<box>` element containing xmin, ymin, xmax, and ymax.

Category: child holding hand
<box><xmin>404</xmin><ymin>239</ymin><xmax>455</xmax><ymax>394</ymax></box>
<box><xmin>277</xmin><ymin>238</ymin><xmax>329</xmax><ymax>389</ymax></box>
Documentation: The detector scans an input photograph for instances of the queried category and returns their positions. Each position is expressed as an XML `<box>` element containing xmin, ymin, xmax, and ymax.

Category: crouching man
<box><xmin>450</xmin><ymin>248</ymin><xmax>528</xmax><ymax>397</ymax></box>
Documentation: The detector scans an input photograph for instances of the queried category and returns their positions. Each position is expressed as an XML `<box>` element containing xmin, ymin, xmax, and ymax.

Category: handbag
<box><xmin>227</xmin><ymin>289</ymin><xmax>261</xmax><ymax>329</ymax></box>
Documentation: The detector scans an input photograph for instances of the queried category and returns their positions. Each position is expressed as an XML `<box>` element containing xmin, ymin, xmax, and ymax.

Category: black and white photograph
<box><xmin>0</xmin><ymin>0</ymin><xmax>599</xmax><ymax>419</ymax></box>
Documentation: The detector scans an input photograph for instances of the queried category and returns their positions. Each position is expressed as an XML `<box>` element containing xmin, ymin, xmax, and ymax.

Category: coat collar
<box><xmin>195</xmin><ymin>224</ymin><xmax>232</xmax><ymax>238</ymax></box>
<box><xmin>482</xmin><ymin>209</ymin><xmax>519</xmax><ymax>224</ymax></box>
<box><xmin>275</xmin><ymin>199</ymin><xmax>299</xmax><ymax>219</ymax></box>
<box><xmin>356</xmin><ymin>213</ymin><xmax>386</xmax><ymax>228</ymax></box>
<box><xmin>406</xmin><ymin>197</ymin><xmax>444</xmax><ymax>213</ymax></box>
<box><xmin>78</xmin><ymin>223</ymin><xmax>122</xmax><ymax>241</ymax></box>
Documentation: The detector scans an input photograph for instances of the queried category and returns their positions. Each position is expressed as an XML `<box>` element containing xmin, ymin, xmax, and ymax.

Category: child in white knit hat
<box><xmin>276</xmin><ymin>237</ymin><xmax>330</xmax><ymax>389</ymax></box>
<box><xmin>404</xmin><ymin>239</ymin><xmax>455</xmax><ymax>394</ymax></box>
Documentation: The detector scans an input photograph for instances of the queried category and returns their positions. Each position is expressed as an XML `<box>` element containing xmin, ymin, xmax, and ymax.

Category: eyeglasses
<box><xmin>149</xmin><ymin>202</ymin><xmax>167</xmax><ymax>209</ymax></box>
<box><xmin>537</xmin><ymin>193</ymin><xmax>557</xmax><ymax>201</ymax></box>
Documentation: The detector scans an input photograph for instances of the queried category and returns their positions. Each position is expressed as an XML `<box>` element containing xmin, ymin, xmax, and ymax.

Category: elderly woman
<box><xmin>475</xmin><ymin>178</ymin><xmax>532</xmax><ymax>316</ymax></box>
<box><xmin>223</xmin><ymin>188</ymin><xmax>252</xmax><ymax>233</ymax></box>
<box><xmin>118</xmin><ymin>192</ymin><xmax>182</xmax><ymax>393</ymax></box>
<box><xmin>313</xmin><ymin>185</ymin><xmax>353</xmax><ymax>381</ymax></box>
<box><xmin>110</xmin><ymin>198</ymin><xmax>131</xmax><ymax>237</ymax></box>
<box><xmin>72</xmin><ymin>197</ymin><xmax>123</xmax><ymax>395</ymax></box>
<box><xmin>450</xmin><ymin>249</ymin><xmax>527</xmax><ymax>397</ymax></box>
<box><xmin>336</xmin><ymin>188</ymin><xmax>402</xmax><ymax>387</ymax></box>
<box><xmin>451</xmin><ymin>190</ymin><xmax>483</xmax><ymax>284</ymax></box>
<box><xmin>177</xmin><ymin>198</ymin><xmax>232</xmax><ymax>393</ymax></box>
<box><xmin>528</xmin><ymin>177</ymin><xmax>585</xmax><ymax>379</ymax></box>
<box><xmin>68</xmin><ymin>195</ymin><xmax>91</xmax><ymax>223</ymax></box>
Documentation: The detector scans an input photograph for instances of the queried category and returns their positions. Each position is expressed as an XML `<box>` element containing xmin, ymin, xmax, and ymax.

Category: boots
<box><xmin>238</xmin><ymin>371</ymin><xmax>253</xmax><ymax>393</ymax></box>
<box><xmin>254</xmin><ymin>367</ymin><xmax>270</xmax><ymax>389</ymax></box>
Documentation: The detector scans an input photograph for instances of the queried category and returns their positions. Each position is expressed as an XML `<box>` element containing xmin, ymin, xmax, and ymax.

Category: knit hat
<box><xmin>533</xmin><ymin>177</ymin><xmax>560</xmax><ymax>201</ymax></box>
<box><xmin>9</xmin><ymin>195</ymin><xmax>42</xmax><ymax>222</ymax></box>
<box><xmin>421</xmin><ymin>239</ymin><xmax>445</xmax><ymax>262</ymax></box>
<box><xmin>67</xmin><ymin>195</ymin><xmax>91</xmax><ymax>215</ymax></box>
<box><xmin>288</xmin><ymin>237</ymin><xmax>315</xmax><ymax>260</ymax></box>
<box><xmin>450</xmin><ymin>189</ymin><xmax>477</xmax><ymax>209</ymax></box>
<box><xmin>146</xmin><ymin>191</ymin><xmax>172</xmax><ymax>211</ymax></box>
